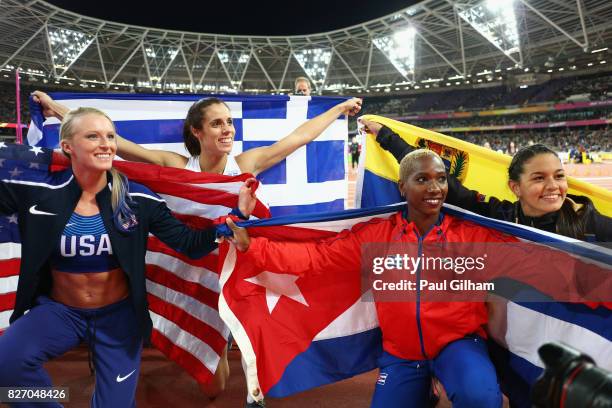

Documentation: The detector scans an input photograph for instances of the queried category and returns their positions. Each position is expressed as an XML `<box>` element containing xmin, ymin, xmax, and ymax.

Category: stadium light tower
<box><xmin>293</xmin><ymin>47</ymin><xmax>333</xmax><ymax>92</ymax></box>
<box><xmin>458</xmin><ymin>0</ymin><xmax>522</xmax><ymax>66</ymax></box>
<box><xmin>217</xmin><ymin>48</ymin><xmax>251</xmax><ymax>91</ymax></box>
<box><xmin>373</xmin><ymin>26</ymin><xmax>416</xmax><ymax>82</ymax></box>
<box><xmin>48</xmin><ymin>28</ymin><xmax>94</xmax><ymax>78</ymax></box>
<box><xmin>143</xmin><ymin>43</ymin><xmax>180</xmax><ymax>89</ymax></box>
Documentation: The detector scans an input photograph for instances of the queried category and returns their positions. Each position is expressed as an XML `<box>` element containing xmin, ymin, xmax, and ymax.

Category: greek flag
<box><xmin>27</xmin><ymin>93</ymin><xmax>350</xmax><ymax>216</ymax></box>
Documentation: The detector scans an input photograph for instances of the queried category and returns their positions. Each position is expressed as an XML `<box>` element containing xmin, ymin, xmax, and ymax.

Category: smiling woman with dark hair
<box><xmin>33</xmin><ymin>91</ymin><xmax>361</xmax><ymax>177</ymax></box>
<box><xmin>360</xmin><ymin>118</ymin><xmax>612</xmax><ymax>243</ymax></box>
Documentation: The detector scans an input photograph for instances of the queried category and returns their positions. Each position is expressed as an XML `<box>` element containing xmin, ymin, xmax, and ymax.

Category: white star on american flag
<box><xmin>29</xmin><ymin>146</ymin><xmax>44</xmax><ymax>156</ymax></box>
<box><xmin>0</xmin><ymin>142</ymin><xmax>6</xmax><ymax>149</ymax></box>
<box><xmin>9</xmin><ymin>167</ymin><xmax>22</xmax><ymax>178</ymax></box>
<box><xmin>29</xmin><ymin>162</ymin><xmax>40</xmax><ymax>169</ymax></box>
<box><xmin>6</xmin><ymin>214</ymin><xmax>18</xmax><ymax>224</ymax></box>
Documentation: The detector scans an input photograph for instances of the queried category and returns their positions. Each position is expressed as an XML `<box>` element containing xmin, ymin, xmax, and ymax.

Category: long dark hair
<box><xmin>182</xmin><ymin>97</ymin><xmax>229</xmax><ymax>157</ymax></box>
<box><xmin>508</xmin><ymin>144</ymin><xmax>595</xmax><ymax>239</ymax></box>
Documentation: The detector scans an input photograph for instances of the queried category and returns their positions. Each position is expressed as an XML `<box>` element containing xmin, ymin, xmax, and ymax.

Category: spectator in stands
<box><xmin>507</xmin><ymin>141</ymin><xmax>516</xmax><ymax>155</ymax></box>
<box><xmin>294</xmin><ymin>77</ymin><xmax>312</xmax><ymax>96</ymax></box>
<box><xmin>349</xmin><ymin>138</ymin><xmax>361</xmax><ymax>169</ymax></box>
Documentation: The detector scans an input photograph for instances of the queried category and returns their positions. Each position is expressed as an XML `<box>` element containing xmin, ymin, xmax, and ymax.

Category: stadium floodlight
<box><xmin>143</xmin><ymin>42</ymin><xmax>179</xmax><ymax>89</ymax></box>
<box><xmin>24</xmin><ymin>68</ymin><xmax>45</xmax><ymax>77</ymax></box>
<box><xmin>421</xmin><ymin>77</ymin><xmax>442</xmax><ymax>83</ymax></box>
<box><xmin>293</xmin><ymin>47</ymin><xmax>333</xmax><ymax>87</ymax></box>
<box><xmin>325</xmin><ymin>83</ymin><xmax>347</xmax><ymax>91</ymax></box>
<box><xmin>143</xmin><ymin>44</ymin><xmax>180</xmax><ymax>86</ymax></box>
<box><xmin>373</xmin><ymin>27</ymin><xmax>416</xmax><ymax>81</ymax></box>
<box><xmin>458</xmin><ymin>0</ymin><xmax>520</xmax><ymax>58</ymax></box>
<box><xmin>163</xmin><ymin>82</ymin><xmax>191</xmax><ymax>91</ymax></box>
<box><xmin>217</xmin><ymin>49</ymin><xmax>251</xmax><ymax>90</ymax></box>
<box><xmin>48</xmin><ymin>28</ymin><xmax>94</xmax><ymax>74</ymax></box>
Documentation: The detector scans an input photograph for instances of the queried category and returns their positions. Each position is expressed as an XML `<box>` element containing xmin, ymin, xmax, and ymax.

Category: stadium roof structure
<box><xmin>1</xmin><ymin>0</ymin><xmax>611</xmax><ymax>94</ymax></box>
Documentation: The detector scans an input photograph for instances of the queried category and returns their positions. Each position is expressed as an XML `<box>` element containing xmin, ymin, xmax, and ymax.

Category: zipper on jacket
<box><xmin>415</xmin><ymin>234</ymin><xmax>429</xmax><ymax>360</ymax></box>
<box><xmin>401</xmin><ymin>210</ymin><xmax>443</xmax><ymax>360</ymax></box>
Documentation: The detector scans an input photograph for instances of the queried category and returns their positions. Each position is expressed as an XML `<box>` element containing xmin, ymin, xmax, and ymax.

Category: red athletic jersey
<box><xmin>245</xmin><ymin>212</ymin><xmax>516</xmax><ymax>360</ymax></box>
<box><xmin>245</xmin><ymin>211</ymin><xmax>609</xmax><ymax>360</ymax></box>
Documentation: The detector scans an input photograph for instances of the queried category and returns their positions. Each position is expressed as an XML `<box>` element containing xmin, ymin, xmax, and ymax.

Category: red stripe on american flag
<box><xmin>115</xmin><ymin>160</ymin><xmax>249</xmax><ymax>184</ymax></box>
<box><xmin>150</xmin><ymin>329</ymin><xmax>216</xmax><ymax>384</ymax></box>
<box><xmin>146</xmin><ymin>265</ymin><xmax>220</xmax><ymax>311</ymax></box>
<box><xmin>147</xmin><ymin>237</ymin><xmax>219</xmax><ymax>271</ymax></box>
<box><xmin>0</xmin><ymin>292</ymin><xmax>16</xmax><ymax>312</ymax></box>
<box><xmin>50</xmin><ymin>154</ymin><xmax>270</xmax><ymax>218</ymax></box>
<box><xmin>148</xmin><ymin>181</ymin><xmax>270</xmax><ymax>224</ymax></box>
<box><xmin>140</xmin><ymin>180</ymin><xmax>241</xmax><ymax>207</ymax></box>
<box><xmin>0</xmin><ymin>259</ymin><xmax>20</xmax><ymax>278</ymax></box>
<box><xmin>147</xmin><ymin>294</ymin><xmax>227</xmax><ymax>353</ymax></box>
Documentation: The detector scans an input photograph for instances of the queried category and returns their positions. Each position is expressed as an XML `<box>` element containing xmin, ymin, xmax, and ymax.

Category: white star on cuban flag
<box><xmin>245</xmin><ymin>271</ymin><xmax>309</xmax><ymax>314</ymax></box>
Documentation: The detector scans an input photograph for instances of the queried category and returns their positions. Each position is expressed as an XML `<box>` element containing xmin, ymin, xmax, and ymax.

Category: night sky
<box><xmin>45</xmin><ymin>0</ymin><xmax>419</xmax><ymax>36</ymax></box>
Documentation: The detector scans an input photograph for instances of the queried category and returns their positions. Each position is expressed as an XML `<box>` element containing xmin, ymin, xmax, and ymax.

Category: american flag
<box><xmin>0</xmin><ymin>144</ymin><xmax>271</xmax><ymax>385</ymax></box>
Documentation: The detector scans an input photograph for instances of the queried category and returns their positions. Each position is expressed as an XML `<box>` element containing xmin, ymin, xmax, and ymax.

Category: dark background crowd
<box><xmin>1</xmin><ymin>70</ymin><xmax>611</xmax><ymax>155</ymax></box>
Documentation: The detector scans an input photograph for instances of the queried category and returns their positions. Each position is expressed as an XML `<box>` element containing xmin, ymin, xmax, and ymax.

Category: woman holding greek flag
<box><xmin>32</xmin><ymin>91</ymin><xmax>361</xmax><ymax>177</ymax></box>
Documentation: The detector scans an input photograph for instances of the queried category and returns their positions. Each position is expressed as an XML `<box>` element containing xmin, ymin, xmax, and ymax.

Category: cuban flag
<box><xmin>27</xmin><ymin>92</ymin><xmax>351</xmax><ymax>216</ymax></box>
<box><xmin>217</xmin><ymin>205</ymin><xmax>396</xmax><ymax>398</ymax></box>
<box><xmin>217</xmin><ymin>190</ymin><xmax>611</xmax><ymax>403</ymax></box>
<box><xmin>217</xmin><ymin>205</ymin><xmax>611</xmax><ymax>404</ymax></box>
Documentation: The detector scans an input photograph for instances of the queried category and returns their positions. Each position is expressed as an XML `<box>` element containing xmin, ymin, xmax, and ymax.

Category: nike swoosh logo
<box><xmin>116</xmin><ymin>369</ymin><xmax>136</xmax><ymax>383</ymax></box>
<box><xmin>29</xmin><ymin>205</ymin><xmax>56</xmax><ymax>216</ymax></box>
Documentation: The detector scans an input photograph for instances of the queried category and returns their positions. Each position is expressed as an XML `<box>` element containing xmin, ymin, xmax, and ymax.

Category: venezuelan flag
<box><xmin>357</xmin><ymin>115</ymin><xmax>612</xmax><ymax>217</ymax></box>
